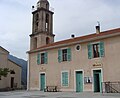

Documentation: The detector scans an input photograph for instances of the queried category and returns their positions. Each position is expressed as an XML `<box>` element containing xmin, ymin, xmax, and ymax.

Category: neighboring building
<box><xmin>27</xmin><ymin>0</ymin><xmax>120</xmax><ymax>92</ymax></box>
<box><xmin>0</xmin><ymin>46</ymin><xmax>21</xmax><ymax>90</ymax></box>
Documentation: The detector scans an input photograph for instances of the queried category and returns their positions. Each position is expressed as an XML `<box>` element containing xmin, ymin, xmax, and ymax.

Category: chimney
<box><xmin>71</xmin><ymin>34</ymin><xmax>75</xmax><ymax>38</ymax></box>
<box><xmin>96</xmin><ymin>21</ymin><xmax>100</xmax><ymax>34</ymax></box>
<box><xmin>96</xmin><ymin>26</ymin><xmax>100</xmax><ymax>34</ymax></box>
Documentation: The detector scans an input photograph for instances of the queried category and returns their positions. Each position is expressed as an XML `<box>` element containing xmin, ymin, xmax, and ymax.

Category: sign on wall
<box><xmin>84</xmin><ymin>77</ymin><xmax>92</xmax><ymax>84</ymax></box>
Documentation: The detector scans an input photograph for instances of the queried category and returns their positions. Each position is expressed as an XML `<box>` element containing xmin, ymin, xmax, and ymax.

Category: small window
<box><xmin>88</xmin><ymin>42</ymin><xmax>105</xmax><ymax>59</ymax></box>
<box><xmin>41</xmin><ymin>53</ymin><xmax>45</xmax><ymax>64</ymax></box>
<box><xmin>61</xmin><ymin>71</ymin><xmax>69</xmax><ymax>87</ymax></box>
<box><xmin>46</xmin><ymin>14</ymin><xmax>49</xmax><ymax>23</ymax></box>
<box><xmin>58</xmin><ymin>48</ymin><xmax>71</xmax><ymax>62</ymax></box>
<box><xmin>45</xmin><ymin>14</ymin><xmax>49</xmax><ymax>31</ymax></box>
<box><xmin>93</xmin><ymin>43</ymin><xmax>100</xmax><ymax>58</ymax></box>
<box><xmin>37</xmin><ymin>52</ymin><xmax>48</xmax><ymax>65</ymax></box>
<box><xmin>75</xmin><ymin>45</ymin><xmax>81</xmax><ymax>51</ymax></box>
<box><xmin>10</xmin><ymin>70</ymin><xmax>15</xmax><ymax>74</ymax></box>
<box><xmin>62</xmin><ymin>49</ymin><xmax>67</xmax><ymax>61</ymax></box>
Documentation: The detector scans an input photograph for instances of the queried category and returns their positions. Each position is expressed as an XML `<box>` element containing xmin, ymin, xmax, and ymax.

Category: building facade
<box><xmin>0</xmin><ymin>46</ymin><xmax>21</xmax><ymax>90</ymax></box>
<box><xmin>28</xmin><ymin>0</ymin><xmax>120</xmax><ymax>92</ymax></box>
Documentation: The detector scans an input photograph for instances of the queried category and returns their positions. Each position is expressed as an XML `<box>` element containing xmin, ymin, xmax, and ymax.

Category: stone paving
<box><xmin>0</xmin><ymin>91</ymin><xmax>120</xmax><ymax>98</ymax></box>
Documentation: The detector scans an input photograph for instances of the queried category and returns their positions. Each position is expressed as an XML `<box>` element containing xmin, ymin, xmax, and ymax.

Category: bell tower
<box><xmin>30</xmin><ymin>0</ymin><xmax>55</xmax><ymax>50</ymax></box>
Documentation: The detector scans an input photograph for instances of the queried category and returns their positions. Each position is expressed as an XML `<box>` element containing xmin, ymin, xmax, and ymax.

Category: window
<box><xmin>75</xmin><ymin>44</ymin><xmax>81</xmax><ymax>51</ymax></box>
<box><xmin>62</xmin><ymin>49</ymin><xmax>67</xmax><ymax>61</ymax></box>
<box><xmin>37</xmin><ymin>52</ymin><xmax>48</xmax><ymax>65</ymax></box>
<box><xmin>10</xmin><ymin>70</ymin><xmax>15</xmax><ymax>74</ymax></box>
<box><xmin>61</xmin><ymin>71</ymin><xmax>69</xmax><ymax>87</ymax></box>
<box><xmin>45</xmin><ymin>14</ymin><xmax>49</xmax><ymax>31</ymax></box>
<box><xmin>58</xmin><ymin>48</ymin><xmax>71</xmax><ymax>62</ymax></box>
<box><xmin>41</xmin><ymin>53</ymin><xmax>45</xmax><ymax>64</ymax></box>
<box><xmin>35</xmin><ymin>13</ymin><xmax>39</xmax><ymax>32</ymax></box>
<box><xmin>88</xmin><ymin>42</ymin><xmax>105</xmax><ymax>59</ymax></box>
<box><xmin>46</xmin><ymin>37</ymin><xmax>50</xmax><ymax>44</ymax></box>
<box><xmin>93</xmin><ymin>43</ymin><xmax>100</xmax><ymax>58</ymax></box>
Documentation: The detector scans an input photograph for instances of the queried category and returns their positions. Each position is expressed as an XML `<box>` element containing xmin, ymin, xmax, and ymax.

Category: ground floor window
<box><xmin>61</xmin><ymin>71</ymin><xmax>69</xmax><ymax>87</ymax></box>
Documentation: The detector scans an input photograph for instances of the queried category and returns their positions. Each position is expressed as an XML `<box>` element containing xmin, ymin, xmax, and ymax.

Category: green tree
<box><xmin>0</xmin><ymin>68</ymin><xmax>10</xmax><ymax>80</ymax></box>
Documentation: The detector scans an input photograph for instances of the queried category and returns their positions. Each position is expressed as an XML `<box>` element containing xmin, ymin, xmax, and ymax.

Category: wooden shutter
<box><xmin>58</xmin><ymin>49</ymin><xmax>62</xmax><ymax>63</ymax></box>
<box><xmin>62</xmin><ymin>72</ymin><xmax>68</xmax><ymax>86</ymax></box>
<box><xmin>87</xmin><ymin>43</ymin><xmax>93</xmax><ymax>59</ymax></box>
<box><xmin>65</xmin><ymin>72</ymin><xmax>68</xmax><ymax>86</ymax></box>
<box><xmin>44</xmin><ymin>52</ymin><xmax>48</xmax><ymax>64</ymax></box>
<box><xmin>37</xmin><ymin>53</ymin><xmax>40</xmax><ymax>65</ymax></box>
<box><xmin>100</xmin><ymin>42</ymin><xmax>105</xmax><ymax>57</ymax></box>
<box><xmin>62</xmin><ymin>72</ymin><xmax>65</xmax><ymax>86</ymax></box>
<box><xmin>67</xmin><ymin>48</ymin><xmax>71</xmax><ymax>61</ymax></box>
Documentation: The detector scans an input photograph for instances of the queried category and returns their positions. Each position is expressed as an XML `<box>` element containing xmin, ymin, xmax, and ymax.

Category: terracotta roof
<box><xmin>28</xmin><ymin>27</ymin><xmax>120</xmax><ymax>53</ymax></box>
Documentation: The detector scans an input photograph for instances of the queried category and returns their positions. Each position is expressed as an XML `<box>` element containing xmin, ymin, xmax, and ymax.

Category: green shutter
<box><xmin>62</xmin><ymin>72</ymin><xmax>65</xmax><ymax>86</ymax></box>
<box><xmin>37</xmin><ymin>53</ymin><xmax>40</xmax><ymax>65</ymax></box>
<box><xmin>44</xmin><ymin>52</ymin><xmax>48</xmax><ymax>64</ymax></box>
<box><xmin>87</xmin><ymin>43</ymin><xmax>93</xmax><ymax>59</ymax></box>
<box><xmin>58</xmin><ymin>49</ymin><xmax>62</xmax><ymax>63</ymax></box>
<box><xmin>65</xmin><ymin>72</ymin><xmax>68</xmax><ymax>86</ymax></box>
<box><xmin>67</xmin><ymin>48</ymin><xmax>71</xmax><ymax>61</ymax></box>
<box><xmin>100</xmin><ymin>42</ymin><xmax>105</xmax><ymax>57</ymax></box>
<box><xmin>62</xmin><ymin>72</ymin><xmax>68</xmax><ymax>86</ymax></box>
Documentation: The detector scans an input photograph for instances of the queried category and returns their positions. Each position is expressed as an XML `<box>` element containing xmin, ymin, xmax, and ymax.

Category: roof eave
<box><xmin>28</xmin><ymin>32</ymin><xmax>120</xmax><ymax>53</ymax></box>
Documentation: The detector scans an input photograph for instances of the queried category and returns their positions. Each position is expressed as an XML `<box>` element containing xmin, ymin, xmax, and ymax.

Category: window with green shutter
<box><xmin>58</xmin><ymin>48</ymin><xmax>71</xmax><ymax>62</ymax></box>
<box><xmin>87</xmin><ymin>42</ymin><xmax>105</xmax><ymax>59</ymax></box>
<box><xmin>41</xmin><ymin>53</ymin><xmax>45</xmax><ymax>64</ymax></box>
<box><xmin>62</xmin><ymin>72</ymin><xmax>68</xmax><ymax>86</ymax></box>
<box><xmin>37</xmin><ymin>52</ymin><xmax>48</xmax><ymax>64</ymax></box>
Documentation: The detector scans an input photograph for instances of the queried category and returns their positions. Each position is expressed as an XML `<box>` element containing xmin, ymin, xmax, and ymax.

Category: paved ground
<box><xmin>0</xmin><ymin>91</ymin><xmax>120</xmax><ymax>98</ymax></box>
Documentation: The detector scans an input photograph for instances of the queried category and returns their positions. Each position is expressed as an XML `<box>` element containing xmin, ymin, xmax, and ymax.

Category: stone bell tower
<box><xmin>30</xmin><ymin>0</ymin><xmax>55</xmax><ymax>50</ymax></box>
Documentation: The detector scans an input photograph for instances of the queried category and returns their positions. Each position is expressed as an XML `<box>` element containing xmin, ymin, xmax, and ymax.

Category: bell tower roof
<box><xmin>37</xmin><ymin>0</ymin><xmax>49</xmax><ymax>10</ymax></box>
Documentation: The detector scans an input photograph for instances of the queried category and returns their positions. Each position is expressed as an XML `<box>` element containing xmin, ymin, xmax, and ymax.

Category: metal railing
<box><xmin>102</xmin><ymin>82</ymin><xmax>120</xmax><ymax>93</ymax></box>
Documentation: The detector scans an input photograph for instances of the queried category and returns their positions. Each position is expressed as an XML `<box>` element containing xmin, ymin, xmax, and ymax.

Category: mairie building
<box><xmin>27</xmin><ymin>0</ymin><xmax>120</xmax><ymax>92</ymax></box>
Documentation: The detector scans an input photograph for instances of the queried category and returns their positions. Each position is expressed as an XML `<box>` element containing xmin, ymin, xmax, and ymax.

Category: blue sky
<box><xmin>0</xmin><ymin>0</ymin><xmax>120</xmax><ymax>60</ymax></box>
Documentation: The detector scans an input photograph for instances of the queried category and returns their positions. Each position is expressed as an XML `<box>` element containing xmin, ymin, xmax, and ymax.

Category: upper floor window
<box><xmin>37</xmin><ymin>52</ymin><xmax>48</xmax><ymax>65</ymax></box>
<box><xmin>88</xmin><ymin>42</ymin><xmax>105</xmax><ymax>59</ymax></box>
<box><xmin>62</xmin><ymin>49</ymin><xmax>67</xmax><ymax>61</ymax></box>
<box><xmin>58</xmin><ymin>48</ymin><xmax>71</xmax><ymax>63</ymax></box>
<box><xmin>45</xmin><ymin>14</ymin><xmax>49</xmax><ymax>31</ymax></box>
<box><xmin>93</xmin><ymin>43</ymin><xmax>100</xmax><ymax>58</ymax></box>
<box><xmin>41</xmin><ymin>53</ymin><xmax>45</xmax><ymax>64</ymax></box>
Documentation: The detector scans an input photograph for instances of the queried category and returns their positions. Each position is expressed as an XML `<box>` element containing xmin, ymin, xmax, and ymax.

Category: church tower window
<box><xmin>46</xmin><ymin>37</ymin><xmax>50</xmax><ymax>44</ymax></box>
<box><xmin>45</xmin><ymin>14</ymin><xmax>49</xmax><ymax>31</ymax></box>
